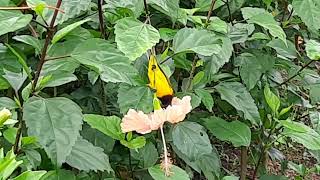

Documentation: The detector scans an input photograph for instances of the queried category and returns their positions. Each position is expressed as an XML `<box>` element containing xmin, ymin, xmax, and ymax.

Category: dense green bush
<box><xmin>0</xmin><ymin>0</ymin><xmax>319</xmax><ymax>179</ymax></box>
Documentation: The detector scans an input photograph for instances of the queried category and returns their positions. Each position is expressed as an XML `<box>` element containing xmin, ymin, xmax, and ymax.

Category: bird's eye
<box><xmin>152</xmin><ymin>65</ymin><xmax>156</xmax><ymax>70</ymax></box>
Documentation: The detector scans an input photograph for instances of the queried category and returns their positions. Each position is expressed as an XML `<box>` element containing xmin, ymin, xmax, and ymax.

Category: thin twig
<box><xmin>32</xmin><ymin>0</ymin><xmax>63</xmax><ymax>92</ymax></box>
<box><xmin>45</xmin><ymin>55</ymin><xmax>71</xmax><ymax>61</ymax></box>
<box><xmin>13</xmin><ymin>108</ymin><xmax>23</xmax><ymax>154</ymax></box>
<box><xmin>240</xmin><ymin>146</ymin><xmax>248</xmax><ymax>180</ymax></box>
<box><xmin>97</xmin><ymin>0</ymin><xmax>106</xmax><ymax>38</ymax></box>
<box><xmin>0</xmin><ymin>5</ymin><xmax>64</xmax><ymax>13</ymax></box>
<box><xmin>31</xmin><ymin>19</ymin><xmax>48</xmax><ymax>29</ymax></box>
<box><xmin>205</xmin><ymin>0</ymin><xmax>217</xmax><ymax>27</ymax></box>
<box><xmin>226</xmin><ymin>0</ymin><xmax>234</xmax><ymax>25</ymax></box>
<box><xmin>143</xmin><ymin>0</ymin><xmax>151</xmax><ymax>23</ymax></box>
<box><xmin>278</xmin><ymin>60</ymin><xmax>314</xmax><ymax>86</ymax></box>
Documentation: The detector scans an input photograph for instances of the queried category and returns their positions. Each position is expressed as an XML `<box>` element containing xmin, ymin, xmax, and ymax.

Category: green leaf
<box><xmin>114</xmin><ymin>17</ymin><xmax>160</xmax><ymax>61</ymax></box>
<box><xmin>159</xmin><ymin>28</ymin><xmax>178</xmax><ymax>42</ymax></box>
<box><xmin>0</xmin><ymin>97</ymin><xmax>18</xmax><ymax>110</ymax></box>
<box><xmin>13</xmin><ymin>170</ymin><xmax>46</xmax><ymax>180</ymax></box>
<box><xmin>236</xmin><ymin>53</ymin><xmax>275</xmax><ymax>90</ymax></box>
<box><xmin>5</xmin><ymin>44</ymin><xmax>32</xmax><ymax>80</ymax></box>
<box><xmin>310</xmin><ymin>111</ymin><xmax>320</xmax><ymax>133</ymax></box>
<box><xmin>207</xmin><ymin>17</ymin><xmax>228</xmax><ymax>34</ymax></box>
<box><xmin>283</xmin><ymin>122</ymin><xmax>320</xmax><ymax>150</ymax></box>
<box><xmin>13</xmin><ymin>35</ymin><xmax>42</xmax><ymax>55</ymax></box>
<box><xmin>229</xmin><ymin>23</ymin><xmax>255</xmax><ymax>44</ymax></box>
<box><xmin>222</xmin><ymin>176</ymin><xmax>240</xmax><ymax>180</ymax></box>
<box><xmin>204</xmin><ymin>116</ymin><xmax>251</xmax><ymax>147</ymax></box>
<box><xmin>23</xmin><ymin>97</ymin><xmax>83</xmax><ymax>166</ymax></box>
<box><xmin>83</xmin><ymin>114</ymin><xmax>125</xmax><ymax>140</ymax></box>
<box><xmin>81</xmin><ymin>125</ymin><xmax>115</xmax><ymax>154</ymax></box>
<box><xmin>71</xmin><ymin>38</ymin><xmax>138</xmax><ymax>84</ymax></box>
<box><xmin>117</xmin><ymin>84</ymin><xmax>153</xmax><ymax>114</ymax></box>
<box><xmin>195</xmin><ymin>89</ymin><xmax>214</xmax><ymax>112</ymax></box>
<box><xmin>0</xmin><ymin>149</ymin><xmax>23</xmax><ymax>179</ymax></box>
<box><xmin>267</xmin><ymin>39</ymin><xmax>297</xmax><ymax>59</ymax></box>
<box><xmin>173</xmin><ymin>28</ymin><xmax>222</xmax><ymax>56</ymax></box>
<box><xmin>42</xmin><ymin>0</ymin><xmax>91</xmax><ymax>25</ymax></box>
<box><xmin>172</xmin><ymin>122</ymin><xmax>212</xmax><ymax>161</ymax></box>
<box><xmin>24</xmin><ymin>149</ymin><xmax>42</xmax><ymax>169</ymax></box>
<box><xmin>52</xmin><ymin>19</ymin><xmax>90</xmax><ymax>44</ymax></box>
<box><xmin>0</xmin><ymin>9</ymin><xmax>32</xmax><ymax>36</ymax></box>
<box><xmin>215</xmin><ymin>82</ymin><xmax>261</xmax><ymax>125</ymax></box>
<box><xmin>264</xmin><ymin>85</ymin><xmax>280</xmax><ymax>115</ymax></box>
<box><xmin>148</xmin><ymin>164</ymin><xmax>190</xmax><ymax>180</ymax></box>
<box><xmin>107</xmin><ymin>0</ymin><xmax>144</xmax><ymax>18</ymax></box>
<box><xmin>195</xmin><ymin>150</ymin><xmax>221</xmax><ymax>179</ymax></box>
<box><xmin>120</xmin><ymin>136</ymin><xmax>146</xmax><ymax>149</ymax></box>
<box><xmin>3</xmin><ymin>69</ymin><xmax>27</xmax><ymax>92</ymax></box>
<box><xmin>148</xmin><ymin>0</ymin><xmax>187</xmax><ymax>24</ymax></box>
<box><xmin>66</xmin><ymin>136</ymin><xmax>112</xmax><ymax>172</ymax></box>
<box><xmin>292</xmin><ymin>0</ymin><xmax>320</xmax><ymax>31</ymax></box>
<box><xmin>40</xmin><ymin>170</ymin><xmax>76</xmax><ymax>180</ymax></box>
<box><xmin>279</xmin><ymin>120</ymin><xmax>308</xmax><ymax>133</ymax></box>
<box><xmin>306</xmin><ymin>40</ymin><xmax>320</xmax><ymax>60</ymax></box>
<box><xmin>195</xmin><ymin>0</ymin><xmax>224</xmax><ymax>12</ymax></box>
<box><xmin>3</xmin><ymin>127</ymin><xmax>17</xmax><ymax>144</ymax></box>
<box><xmin>309</xmin><ymin>84</ymin><xmax>320</xmax><ymax>104</ymax></box>
<box><xmin>131</xmin><ymin>142</ymin><xmax>158</xmax><ymax>168</ymax></box>
<box><xmin>204</xmin><ymin>36</ymin><xmax>233</xmax><ymax>80</ymax></box>
<box><xmin>241</xmin><ymin>7</ymin><xmax>287</xmax><ymax>45</ymax></box>
<box><xmin>260</xmin><ymin>175</ymin><xmax>288</xmax><ymax>180</ymax></box>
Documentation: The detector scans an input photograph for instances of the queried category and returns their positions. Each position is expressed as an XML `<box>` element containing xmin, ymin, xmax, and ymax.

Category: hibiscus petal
<box><xmin>120</xmin><ymin>109</ymin><xmax>152</xmax><ymax>134</ymax></box>
<box><xmin>171</xmin><ymin>96</ymin><xmax>192</xmax><ymax>114</ymax></box>
<box><xmin>150</xmin><ymin>109</ymin><xmax>166</xmax><ymax>130</ymax></box>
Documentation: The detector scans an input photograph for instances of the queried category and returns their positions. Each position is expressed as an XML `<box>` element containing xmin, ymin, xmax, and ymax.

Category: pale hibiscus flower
<box><xmin>120</xmin><ymin>95</ymin><xmax>192</xmax><ymax>176</ymax></box>
<box><xmin>120</xmin><ymin>96</ymin><xmax>192</xmax><ymax>134</ymax></box>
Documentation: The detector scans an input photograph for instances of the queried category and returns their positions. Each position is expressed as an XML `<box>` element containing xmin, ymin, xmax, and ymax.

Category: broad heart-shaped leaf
<box><xmin>131</xmin><ymin>142</ymin><xmax>158</xmax><ymax>168</ymax></box>
<box><xmin>42</xmin><ymin>0</ymin><xmax>91</xmax><ymax>25</ymax></box>
<box><xmin>23</xmin><ymin>97</ymin><xmax>83</xmax><ymax>166</ymax></box>
<box><xmin>306</xmin><ymin>40</ymin><xmax>320</xmax><ymax>60</ymax></box>
<box><xmin>148</xmin><ymin>164</ymin><xmax>190</xmax><ymax>180</ymax></box>
<box><xmin>147</xmin><ymin>0</ymin><xmax>187</xmax><ymax>25</ymax></box>
<box><xmin>0</xmin><ymin>9</ymin><xmax>32</xmax><ymax>36</ymax></box>
<box><xmin>204</xmin><ymin>116</ymin><xmax>251</xmax><ymax>147</ymax></box>
<box><xmin>203</xmin><ymin>36</ymin><xmax>233</xmax><ymax>81</ymax></box>
<box><xmin>173</xmin><ymin>28</ymin><xmax>222</xmax><ymax>56</ymax></box>
<box><xmin>172</xmin><ymin>122</ymin><xmax>212</xmax><ymax>161</ymax></box>
<box><xmin>292</xmin><ymin>0</ymin><xmax>320</xmax><ymax>31</ymax></box>
<box><xmin>117</xmin><ymin>84</ymin><xmax>153</xmax><ymax>114</ymax></box>
<box><xmin>235</xmin><ymin>52</ymin><xmax>275</xmax><ymax>90</ymax></box>
<box><xmin>0</xmin><ymin>97</ymin><xmax>18</xmax><ymax>110</ymax></box>
<box><xmin>241</xmin><ymin>7</ymin><xmax>286</xmax><ymax>45</ymax></box>
<box><xmin>114</xmin><ymin>17</ymin><xmax>160</xmax><ymax>61</ymax></box>
<box><xmin>83</xmin><ymin>114</ymin><xmax>125</xmax><ymax>140</ymax></box>
<box><xmin>283</xmin><ymin>121</ymin><xmax>320</xmax><ymax>150</ymax></box>
<box><xmin>215</xmin><ymin>82</ymin><xmax>261</xmax><ymax>126</ymax></box>
<box><xmin>65</xmin><ymin>136</ymin><xmax>112</xmax><ymax>172</ymax></box>
<box><xmin>52</xmin><ymin>19</ymin><xmax>90</xmax><ymax>44</ymax></box>
<box><xmin>71</xmin><ymin>38</ymin><xmax>138</xmax><ymax>84</ymax></box>
<box><xmin>13</xmin><ymin>170</ymin><xmax>46</xmax><ymax>180</ymax></box>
